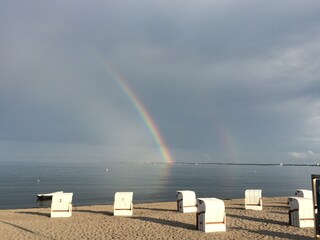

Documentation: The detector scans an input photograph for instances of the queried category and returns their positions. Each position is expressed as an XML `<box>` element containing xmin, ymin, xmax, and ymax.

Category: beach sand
<box><xmin>0</xmin><ymin>197</ymin><xmax>315</xmax><ymax>240</ymax></box>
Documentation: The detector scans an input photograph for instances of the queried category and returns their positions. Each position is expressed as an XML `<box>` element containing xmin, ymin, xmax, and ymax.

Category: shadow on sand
<box><xmin>75</xmin><ymin>209</ymin><xmax>113</xmax><ymax>216</ymax></box>
<box><xmin>232</xmin><ymin>226</ymin><xmax>313</xmax><ymax>240</ymax></box>
<box><xmin>132</xmin><ymin>216</ymin><xmax>196</xmax><ymax>230</ymax></box>
<box><xmin>0</xmin><ymin>220</ymin><xmax>55</xmax><ymax>239</ymax></box>
<box><xmin>134</xmin><ymin>206</ymin><xmax>177</xmax><ymax>213</ymax></box>
<box><xmin>15</xmin><ymin>211</ymin><xmax>49</xmax><ymax>218</ymax></box>
<box><xmin>228</xmin><ymin>213</ymin><xmax>288</xmax><ymax>226</ymax></box>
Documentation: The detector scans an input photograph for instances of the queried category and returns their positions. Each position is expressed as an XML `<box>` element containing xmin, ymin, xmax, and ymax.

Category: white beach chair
<box><xmin>295</xmin><ymin>189</ymin><xmax>312</xmax><ymax>199</ymax></box>
<box><xmin>114</xmin><ymin>192</ymin><xmax>133</xmax><ymax>216</ymax></box>
<box><xmin>288</xmin><ymin>197</ymin><xmax>314</xmax><ymax>228</ymax></box>
<box><xmin>245</xmin><ymin>189</ymin><xmax>263</xmax><ymax>210</ymax></box>
<box><xmin>196</xmin><ymin>198</ymin><xmax>226</xmax><ymax>233</ymax></box>
<box><xmin>176</xmin><ymin>190</ymin><xmax>197</xmax><ymax>213</ymax></box>
<box><xmin>50</xmin><ymin>192</ymin><xmax>73</xmax><ymax>218</ymax></box>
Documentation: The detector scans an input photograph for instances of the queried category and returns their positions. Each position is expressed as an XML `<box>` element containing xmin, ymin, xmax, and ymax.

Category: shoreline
<box><xmin>0</xmin><ymin>196</ymin><xmax>315</xmax><ymax>239</ymax></box>
<box><xmin>0</xmin><ymin>193</ymin><xmax>291</xmax><ymax>211</ymax></box>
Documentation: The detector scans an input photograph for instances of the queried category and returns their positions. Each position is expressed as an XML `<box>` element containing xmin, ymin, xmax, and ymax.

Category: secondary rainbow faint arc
<box><xmin>93</xmin><ymin>52</ymin><xmax>174</xmax><ymax>164</ymax></box>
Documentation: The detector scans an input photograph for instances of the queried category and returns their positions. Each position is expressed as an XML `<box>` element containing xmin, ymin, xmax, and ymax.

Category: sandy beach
<box><xmin>0</xmin><ymin>197</ymin><xmax>314</xmax><ymax>240</ymax></box>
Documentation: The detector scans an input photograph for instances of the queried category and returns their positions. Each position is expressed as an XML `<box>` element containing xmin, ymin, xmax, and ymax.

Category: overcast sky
<box><xmin>1</xmin><ymin>0</ymin><xmax>320</xmax><ymax>163</ymax></box>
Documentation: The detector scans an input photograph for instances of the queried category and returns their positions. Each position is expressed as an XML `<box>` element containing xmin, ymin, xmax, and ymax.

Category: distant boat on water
<box><xmin>37</xmin><ymin>191</ymin><xmax>63</xmax><ymax>201</ymax></box>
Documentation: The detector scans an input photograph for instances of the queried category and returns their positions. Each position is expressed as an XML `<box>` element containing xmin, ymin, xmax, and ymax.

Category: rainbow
<box><xmin>92</xmin><ymin>52</ymin><xmax>174</xmax><ymax>164</ymax></box>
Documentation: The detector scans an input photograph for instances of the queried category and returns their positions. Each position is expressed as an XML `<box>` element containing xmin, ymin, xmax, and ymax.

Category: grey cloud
<box><xmin>1</xmin><ymin>0</ymin><xmax>320</xmax><ymax>162</ymax></box>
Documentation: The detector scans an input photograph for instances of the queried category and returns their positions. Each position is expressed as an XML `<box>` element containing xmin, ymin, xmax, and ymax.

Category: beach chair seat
<box><xmin>288</xmin><ymin>197</ymin><xmax>314</xmax><ymax>228</ymax></box>
<box><xmin>114</xmin><ymin>192</ymin><xmax>133</xmax><ymax>216</ymax></box>
<box><xmin>176</xmin><ymin>190</ymin><xmax>197</xmax><ymax>213</ymax></box>
<box><xmin>245</xmin><ymin>189</ymin><xmax>262</xmax><ymax>210</ymax></box>
<box><xmin>50</xmin><ymin>192</ymin><xmax>73</xmax><ymax>218</ymax></box>
<box><xmin>294</xmin><ymin>189</ymin><xmax>312</xmax><ymax>199</ymax></box>
<box><xmin>197</xmin><ymin>198</ymin><xmax>226</xmax><ymax>233</ymax></box>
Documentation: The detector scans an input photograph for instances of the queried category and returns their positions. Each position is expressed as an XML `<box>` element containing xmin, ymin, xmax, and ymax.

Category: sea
<box><xmin>0</xmin><ymin>161</ymin><xmax>319</xmax><ymax>209</ymax></box>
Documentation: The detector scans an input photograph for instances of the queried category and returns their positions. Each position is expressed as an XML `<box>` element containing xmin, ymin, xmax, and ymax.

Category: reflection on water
<box><xmin>0</xmin><ymin>161</ymin><xmax>319</xmax><ymax>209</ymax></box>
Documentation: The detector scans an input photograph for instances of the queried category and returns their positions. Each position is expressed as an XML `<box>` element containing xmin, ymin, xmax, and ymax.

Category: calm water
<box><xmin>0</xmin><ymin>161</ymin><xmax>319</xmax><ymax>209</ymax></box>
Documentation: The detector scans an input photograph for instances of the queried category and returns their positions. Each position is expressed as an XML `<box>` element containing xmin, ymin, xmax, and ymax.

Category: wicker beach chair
<box><xmin>50</xmin><ymin>192</ymin><xmax>73</xmax><ymax>218</ymax></box>
<box><xmin>176</xmin><ymin>190</ymin><xmax>197</xmax><ymax>213</ymax></box>
<box><xmin>294</xmin><ymin>189</ymin><xmax>312</xmax><ymax>199</ymax></box>
<box><xmin>245</xmin><ymin>189</ymin><xmax>263</xmax><ymax>210</ymax></box>
<box><xmin>113</xmin><ymin>192</ymin><xmax>133</xmax><ymax>216</ymax></box>
<box><xmin>196</xmin><ymin>198</ymin><xmax>226</xmax><ymax>233</ymax></box>
<box><xmin>288</xmin><ymin>197</ymin><xmax>314</xmax><ymax>228</ymax></box>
